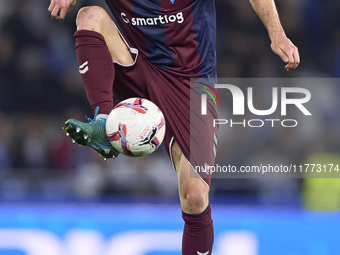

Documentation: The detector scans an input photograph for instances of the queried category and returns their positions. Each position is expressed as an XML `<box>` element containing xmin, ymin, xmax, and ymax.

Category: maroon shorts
<box><xmin>113</xmin><ymin>46</ymin><xmax>218</xmax><ymax>187</ymax></box>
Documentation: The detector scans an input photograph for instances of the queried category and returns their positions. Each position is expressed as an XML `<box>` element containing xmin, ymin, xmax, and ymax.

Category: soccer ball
<box><xmin>106</xmin><ymin>98</ymin><xmax>166</xmax><ymax>157</ymax></box>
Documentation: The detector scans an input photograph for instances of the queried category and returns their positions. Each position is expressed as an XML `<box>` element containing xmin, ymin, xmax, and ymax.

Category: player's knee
<box><xmin>181</xmin><ymin>189</ymin><xmax>209</xmax><ymax>214</ymax></box>
<box><xmin>76</xmin><ymin>6</ymin><xmax>108</xmax><ymax>32</ymax></box>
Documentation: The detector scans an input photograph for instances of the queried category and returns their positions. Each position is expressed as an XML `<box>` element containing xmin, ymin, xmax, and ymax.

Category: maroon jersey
<box><xmin>105</xmin><ymin>0</ymin><xmax>217</xmax><ymax>79</ymax></box>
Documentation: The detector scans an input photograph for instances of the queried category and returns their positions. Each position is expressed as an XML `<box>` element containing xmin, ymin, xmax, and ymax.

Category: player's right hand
<box><xmin>48</xmin><ymin>0</ymin><xmax>76</xmax><ymax>23</ymax></box>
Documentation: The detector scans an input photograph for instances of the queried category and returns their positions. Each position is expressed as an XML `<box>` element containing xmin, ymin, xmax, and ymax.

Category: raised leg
<box><xmin>74</xmin><ymin>6</ymin><xmax>133</xmax><ymax>114</ymax></box>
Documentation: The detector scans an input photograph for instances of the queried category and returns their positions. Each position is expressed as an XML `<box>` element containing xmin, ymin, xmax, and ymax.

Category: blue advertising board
<box><xmin>0</xmin><ymin>204</ymin><xmax>339</xmax><ymax>255</ymax></box>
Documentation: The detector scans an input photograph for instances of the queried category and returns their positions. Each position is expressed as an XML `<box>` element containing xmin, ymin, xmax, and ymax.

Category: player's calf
<box><xmin>179</xmin><ymin>181</ymin><xmax>213</xmax><ymax>255</ymax></box>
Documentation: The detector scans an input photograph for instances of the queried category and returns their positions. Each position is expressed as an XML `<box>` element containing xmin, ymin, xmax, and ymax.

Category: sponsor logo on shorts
<box><xmin>121</xmin><ymin>12</ymin><xmax>184</xmax><ymax>26</ymax></box>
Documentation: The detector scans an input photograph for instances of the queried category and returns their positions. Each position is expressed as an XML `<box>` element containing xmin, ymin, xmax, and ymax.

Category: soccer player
<box><xmin>48</xmin><ymin>0</ymin><xmax>299</xmax><ymax>254</ymax></box>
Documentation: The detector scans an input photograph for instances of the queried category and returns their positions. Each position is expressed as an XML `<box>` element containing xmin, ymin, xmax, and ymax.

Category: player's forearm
<box><xmin>249</xmin><ymin>0</ymin><xmax>286</xmax><ymax>40</ymax></box>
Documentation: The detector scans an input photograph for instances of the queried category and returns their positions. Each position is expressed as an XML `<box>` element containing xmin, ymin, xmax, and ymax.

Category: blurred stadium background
<box><xmin>0</xmin><ymin>0</ymin><xmax>340</xmax><ymax>254</ymax></box>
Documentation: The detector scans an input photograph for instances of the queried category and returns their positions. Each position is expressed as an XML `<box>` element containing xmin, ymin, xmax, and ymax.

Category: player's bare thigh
<box><xmin>76</xmin><ymin>6</ymin><xmax>133</xmax><ymax>65</ymax></box>
<box><xmin>171</xmin><ymin>141</ymin><xmax>209</xmax><ymax>214</ymax></box>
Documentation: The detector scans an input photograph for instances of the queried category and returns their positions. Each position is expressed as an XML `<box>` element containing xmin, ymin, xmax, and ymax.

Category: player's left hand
<box><xmin>270</xmin><ymin>34</ymin><xmax>300</xmax><ymax>71</ymax></box>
